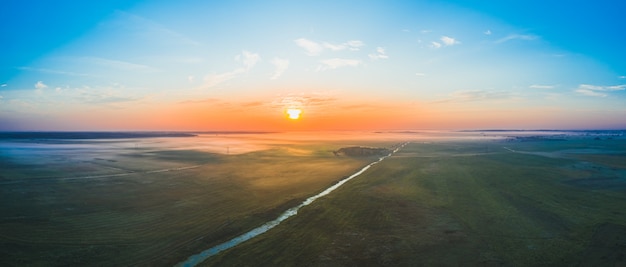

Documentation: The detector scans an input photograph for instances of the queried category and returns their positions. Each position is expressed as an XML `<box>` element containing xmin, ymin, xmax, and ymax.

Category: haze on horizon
<box><xmin>1</xmin><ymin>0</ymin><xmax>625</xmax><ymax>131</ymax></box>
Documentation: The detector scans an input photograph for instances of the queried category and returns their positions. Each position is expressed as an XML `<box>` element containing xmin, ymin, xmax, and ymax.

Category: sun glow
<box><xmin>286</xmin><ymin>108</ymin><xmax>302</xmax><ymax>120</ymax></box>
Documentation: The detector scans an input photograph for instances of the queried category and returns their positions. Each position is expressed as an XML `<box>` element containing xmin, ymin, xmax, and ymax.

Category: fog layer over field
<box><xmin>1</xmin><ymin>130</ymin><xmax>624</xmax><ymax>266</ymax></box>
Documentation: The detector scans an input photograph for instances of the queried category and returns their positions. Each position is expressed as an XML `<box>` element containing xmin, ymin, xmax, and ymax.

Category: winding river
<box><xmin>175</xmin><ymin>143</ymin><xmax>407</xmax><ymax>267</ymax></box>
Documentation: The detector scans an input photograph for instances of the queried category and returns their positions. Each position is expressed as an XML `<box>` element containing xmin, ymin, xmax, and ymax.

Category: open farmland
<box><xmin>0</xmin><ymin>133</ymin><xmax>403</xmax><ymax>266</ymax></box>
<box><xmin>2</xmin><ymin>131</ymin><xmax>625</xmax><ymax>266</ymax></box>
<box><xmin>202</xmin><ymin>134</ymin><xmax>626</xmax><ymax>266</ymax></box>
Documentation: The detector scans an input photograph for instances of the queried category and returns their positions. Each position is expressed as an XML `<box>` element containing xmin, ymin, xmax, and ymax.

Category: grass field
<box><xmin>1</xmin><ymin>132</ymin><xmax>625</xmax><ymax>266</ymax></box>
<box><xmin>0</xmin><ymin>134</ymin><xmax>400</xmax><ymax>266</ymax></box>
<box><xmin>202</xmin><ymin>136</ymin><xmax>626</xmax><ymax>266</ymax></box>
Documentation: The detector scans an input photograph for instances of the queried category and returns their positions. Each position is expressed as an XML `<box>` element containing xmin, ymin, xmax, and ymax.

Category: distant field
<box><xmin>2</xmin><ymin>132</ymin><xmax>625</xmax><ymax>266</ymax></box>
<box><xmin>202</xmin><ymin>136</ymin><xmax>626</xmax><ymax>266</ymax></box>
<box><xmin>0</xmin><ymin>133</ymin><xmax>402</xmax><ymax>266</ymax></box>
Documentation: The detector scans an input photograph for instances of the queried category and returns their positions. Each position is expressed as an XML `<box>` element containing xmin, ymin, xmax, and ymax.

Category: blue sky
<box><xmin>1</xmin><ymin>0</ymin><xmax>625</xmax><ymax>130</ymax></box>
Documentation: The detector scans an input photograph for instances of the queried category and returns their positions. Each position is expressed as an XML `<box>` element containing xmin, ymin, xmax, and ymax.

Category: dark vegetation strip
<box><xmin>0</xmin><ymin>132</ymin><xmax>196</xmax><ymax>139</ymax></box>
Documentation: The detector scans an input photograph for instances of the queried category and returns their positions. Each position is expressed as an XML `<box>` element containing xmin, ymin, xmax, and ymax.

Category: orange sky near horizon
<box><xmin>18</xmin><ymin>94</ymin><xmax>621</xmax><ymax>132</ymax></box>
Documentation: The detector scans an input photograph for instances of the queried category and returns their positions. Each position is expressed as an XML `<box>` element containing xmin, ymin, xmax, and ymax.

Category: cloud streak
<box><xmin>294</xmin><ymin>38</ymin><xmax>324</xmax><ymax>56</ymax></box>
<box><xmin>440</xmin><ymin>36</ymin><xmax>460</xmax><ymax>46</ymax></box>
<box><xmin>433</xmin><ymin>89</ymin><xmax>517</xmax><ymax>103</ymax></box>
<box><xmin>317</xmin><ymin>58</ymin><xmax>361</xmax><ymax>71</ymax></box>
<box><xmin>202</xmin><ymin>50</ymin><xmax>260</xmax><ymax>89</ymax></box>
<box><xmin>431</xmin><ymin>36</ymin><xmax>460</xmax><ymax>49</ymax></box>
<box><xmin>34</xmin><ymin>81</ymin><xmax>47</xmax><ymax>94</ymax></box>
<box><xmin>575</xmin><ymin>84</ymin><xmax>626</xmax><ymax>97</ymax></box>
<box><xmin>294</xmin><ymin>38</ymin><xmax>364</xmax><ymax>56</ymax></box>
<box><xmin>235</xmin><ymin>51</ymin><xmax>260</xmax><ymax>71</ymax></box>
<box><xmin>113</xmin><ymin>11</ymin><xmax>201</xmax><ymax>47</ymax></box>
<box><xmin>270</xmin><ymin>58</ymin><xmax>289</xmax><ymax>80</ymax></box>
<box><xmin>82</xmin><ymin>57</ymin><xmax>159</xmax><ymax>72</ymax></box>
<box><xmin>19</xmin><ymin>67</ymin><xmax>92</xmax><ymax>77</ymax></box>
<box><xmin>272</xmin><ymin>94</ymin><xmax>336</xmax><ymax>109</ymax></box>
<box><xmin>323</xmin><ymin>40</ymin><xmax>363</xmax><ymax>51</ymax></box>
<box><xmin>496</xmin><ymin>34</ymin><xmax>538</xmax><ymax>44</ymax></box>
<box><xmin>368</xmin><ymin>47</ymin><xmax>388</xmax><ymax>60</ymax></box>
<box><xmin>72</xmin><ymin>88</ymin><xmax>138</xmax><ymax>104</ymax></box>
<box><xmin>530</xmin><ymin>84</ymin><xmax>555</xmax><ymax>89</ymax></box>
<box><xmin>35</xmin><ymin>81</ymin><xmax>48</xmax><ymax>90</ymax></box>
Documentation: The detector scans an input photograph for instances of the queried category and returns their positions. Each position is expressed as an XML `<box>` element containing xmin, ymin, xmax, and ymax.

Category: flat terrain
<box><xmin>2</xmin><ymin>132</ymin><xmax>626</xmax><ymax>266</ymax></box>
<box><xmin>203</xmin><ymin>136</ymin><xmax>626</xmax><ymax>266</ymax></box>
<box><xmin>0</xmin><ymin>133</ymin><xmax>399</xmax><ymax>266</ymax></box>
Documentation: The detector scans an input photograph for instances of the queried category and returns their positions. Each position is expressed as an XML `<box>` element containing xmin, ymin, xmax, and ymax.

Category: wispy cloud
<box><xmin>484</xmin><ymin>30</ymin><xmax>492</xmax><ymax>35</ymax></box>
<box><xmin>368</xmin><ymin>47</ymin><xmax>388</xmax><ymax>60</ymax></box>
<box><xmin>35</xmin><ymin>81</ymin><xmax>48</xmax><ymax>90</ymax></box>
<box><xmin>433</xmin><ymin>90</ymin><xmax>517</xmax><ymax>103</ymax></box>
<box><xmin>46</xmin><ymin>85</ymin><xmax>140</xmax><ymax>105</ymax></box>
<box><xmin>19</xmin><ymin>67</ymin><xmax>91</xmax><ymax>77</ymax></box>
<box><xmin>440</xmin><ymin>36</ymin><xmax>460</xmax><ymax>46</ymax></box>
<box><xmin>619</xmin><ymin>75</ymin><xmax>626</xmax><ymax>79</ymax></box>
<box><xmin>323</xmin><ymin>40</ymin><xmax>364</xmax><ymax>51</ymax></box>
<box><xmin>579</xmin><ymin>84</ymin><xmax>626</xmax><ymax>91</ymax></box>
<box><xmin>345</xmin><ymin>40</ymin><xmax>364</xmax><ymax>50</ymax></box>
<box><xmin>317</xmin><ymin>58</ymin><xmax>361</xmax><ymax>71</ymax></box>
<box><xmin>496</xmin><ymin>34</ymin><xmax>538</xmax><ymax>44</ymax></box>
<box><xmin>34</xmin><ymin>81</ymin><xmax>47</xmax><ymax>94</ymax></box>
<box><xmin>322</xmin><ymin>42</ymin><xmax>344</xmax><ymax>51</ymax></box>
<box><xmin>79</xmin><ymin>94</ymin><xmax>137</xmax><ymax>104</ymax></box>
<box><xmin>113</xmin><ymin>11</ymin><xmax>201</xmax><ymax>47</ymax></box>
<box><xmin>1</xmin><ymin>84</ymin><xmax>7</xmax><ymax>87</ymax></box>
<box><xmin>295</xmin><ymin>38</ymin><xmax>364</xmax><ymax>56</ymax></box>
<box><xmin>270</xmin><ymin>58</ymin><xmax>289</xmax><ymax>80</ymax></box>
<box><xmin>415</xmin><ymin>72</ymin><xmax>426</xmax><ymax>76</ymax></box>
<box><xmin>430</xmin><ymin>36</ymin><xmax>459</xmax><ymax>48</ymax></box>
<box><xmin>272</xmin><ymin>94</ymin><xmax>336</xmax><ymax>109</ymax></box>
<box><xmin>203</xmin><ymin>72</ymin><xmax>240</xmax><ymax>88</ymax></box>
<box><xmin>235</xmin><ymin>50</ymin><xmax>260</xmax><ymax>71</ymax></box>
<box><xmin>294</xmin><ymin>38</ymin><xmax>323</xmax><ymax>56</ymax></box>
<box><xmin>575</xmin><ymin>89</ymin><xmax>607</xmax><ymax>97</ymax></box>
<box><xmin>322</xmin><ymin>40</ymin><xmax>364</xmax><ymax>51</ymax></box>
<box><xmin>82</xmin><ymin>57</ymin><xmax>159</xmax><ymax>72</ymax></box>
<box><xmin>575</xmin><ymin>84</ymin><xmax>626</xmax><ymax>97</ymax></box>
<box><xmin>530</xmin><ymin>84</ymin><xmax>555</xmax><ymax>89</ymax></box>
<box><xmin>202</xmin><ymin>50</ymin><xmax>260</xmax><ymax>89</ymax></box>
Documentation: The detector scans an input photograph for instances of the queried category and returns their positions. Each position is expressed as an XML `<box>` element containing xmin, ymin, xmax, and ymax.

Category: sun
<box><xmin>286</xmin><ymin>108</ymin><xmax>302</xmax><ymax>120</ymax></box>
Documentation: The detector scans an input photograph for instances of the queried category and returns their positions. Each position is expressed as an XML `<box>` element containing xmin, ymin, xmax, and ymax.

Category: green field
<box><xmin>0</xmin><ymin>134</ymin><xmax>395</xmax><ymax>266</ymax></box>
<box><xmin>203</xmin><ymin>137</ymin><xmax>626</xmax><ymax>266</ymax></box>
<box><xmin>1</xmin><ymin>133</ymin><xmax>625</xmax><ymax>266</ymax></box>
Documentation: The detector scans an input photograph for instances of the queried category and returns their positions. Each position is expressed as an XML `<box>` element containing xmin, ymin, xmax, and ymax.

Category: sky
<box><xmin>1</xmin><ymin>0</ymin><xmax>625</xmax><ymax>131</ymax></box>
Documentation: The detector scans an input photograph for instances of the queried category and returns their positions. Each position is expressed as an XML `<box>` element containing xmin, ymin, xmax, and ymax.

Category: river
<box><xmin>175</xmin><ymin>143</ymin><xmax>407</xmax><ymax>267</ymax></box>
